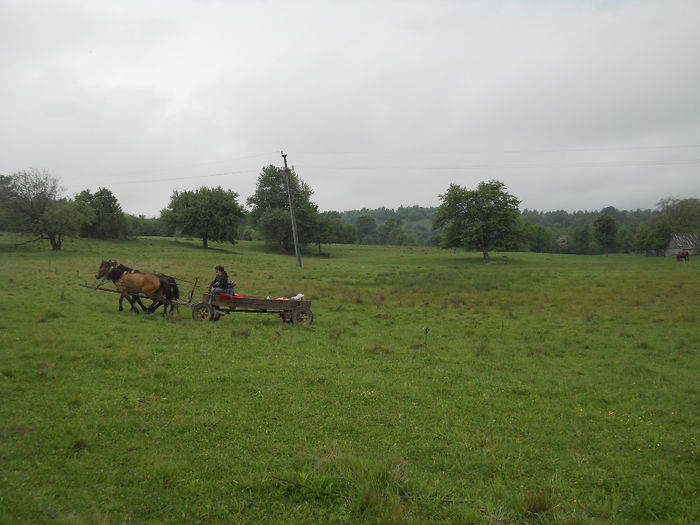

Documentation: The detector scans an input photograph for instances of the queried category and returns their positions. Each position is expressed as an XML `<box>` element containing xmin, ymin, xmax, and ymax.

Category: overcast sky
<box><xmin>2</xmin><ymin>0</ymin><xmax>699</xmax><ymax>217</ymax></box>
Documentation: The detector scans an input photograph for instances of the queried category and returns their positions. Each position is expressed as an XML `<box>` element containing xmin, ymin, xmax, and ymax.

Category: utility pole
<box><xmin>281</xmin><ymin>151</ymin><xmax>302</xmax><ymax>267</ymax></box>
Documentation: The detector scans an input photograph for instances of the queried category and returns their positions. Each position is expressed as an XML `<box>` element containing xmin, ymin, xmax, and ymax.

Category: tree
<box><xmin>247</xmin><ymin>165</ymin><xmax>319</xmax><ymax>251</ymax></box>
<box><xmin>0</xmin><ymin>175</ymin><xmax>13</xmax><ymax>230</ymax></box>
<box><xmin>312</xmin><ymin>212</ymin><xmax>338</xmax><ymax>254</ymax></box>
<box><xmin>617</xmin><ymin>223</ymin><xmax>631</xmax><ymax>253</ymax></box>
<box><xmin>593</xmin><ymin>212</ymin><xmax>618</xmax><ymax>254</ymax></box>
<box><xmin>313</xmin><ymin>211</ymin><xmax>356</xmax><ymax>250</ymax></box>
<box><xmin>377</xmin><ymin>217</ymin><xmax>408</xmax><ymax>245</ymax></box>
<box><xmin>649</xmin><ymin>216</ymin><xmax>673</xmax><ymax>253</ymax></box>
<box><xmin>657</xmin><ymin>197</ymin><xmax>700</xmax><ymax>232</ymax></box>
<box><xmin>632</xmin><ymin>221</ymin><xmax>653</xmax><ymax>254</ymax></box>
<box><xmin>527</xmin><ymin>222</ymin><xmax>555</xmax><ymax>253</ymax></box>
<box><xmin>125</xmin><ymin>214</ymin><xmax>167</xmax><ymax>237</ymax></box>
<box><xmin>355</xmin><ymin>214</ymin><xmax>377</xmax><ymax>243</ymax></box>
<box><xmin>335</xmin><ymin>221</ymin><xmax>357</xmax><ymax>245</ymax></box>
<box><xmin>570</xmin><ymin>225</ymin><xmax>592</xmax><ymax>254</ymax></box>
<box><xmin>5</xmin><ymin>169</ymin><xmax>92</xmax><ymax>250</ymax></box>
<box><xmin>75</xmin><ymin>187</ymin><xmax>127</xmax><ymax>238</ymax></box>
<box><xmin>433</xmin><ymin>180</ymin><xmax>521</xmax><ymax>259</ymax></box>
<box><xmin>162</xmin><ymin>186</ymin><xmax>244</xmax><ymax>248</ymax></box>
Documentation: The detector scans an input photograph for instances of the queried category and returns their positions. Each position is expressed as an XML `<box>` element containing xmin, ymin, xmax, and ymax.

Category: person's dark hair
<box><xmin>215</xmin><ymin>265</ymin><xmax>224</xmax><ymax>271</ymax></box>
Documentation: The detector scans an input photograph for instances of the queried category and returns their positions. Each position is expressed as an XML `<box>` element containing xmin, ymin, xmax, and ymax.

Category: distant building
<box><xmin>665</xmin><ymin>233</ymin><xmax>697</xmax><ymax>256</ymax></box>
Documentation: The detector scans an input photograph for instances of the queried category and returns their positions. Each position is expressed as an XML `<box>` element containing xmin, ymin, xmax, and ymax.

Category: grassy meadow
<box><xmin>0</xmin><ymin>233</ymin><xmax>698</xmax><ymax>523</ymax></box>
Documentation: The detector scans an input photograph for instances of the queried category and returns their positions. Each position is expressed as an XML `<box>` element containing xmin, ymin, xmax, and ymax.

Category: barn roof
<box><xmin>668</xmin><ymin>232</ymin><xmax>698</xmax><ymax>250</ymax></box>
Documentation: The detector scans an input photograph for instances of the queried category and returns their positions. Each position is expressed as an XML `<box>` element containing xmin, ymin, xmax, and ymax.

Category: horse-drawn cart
<box><xmin>191</xmin><ymin>293</ymin><xmax>314</xmax><ymax>325</ymax></box>
<box><xmin>82</xmin><ymin>268</ymin><xmax>314</xmax><ymax>325</ymax></box>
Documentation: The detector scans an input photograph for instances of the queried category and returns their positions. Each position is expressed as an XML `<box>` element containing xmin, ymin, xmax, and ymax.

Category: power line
<box><xmin>301</xmin><ymin>158</ymin><xmax>700</xmax><ymax>171</ymax></box>
<box><xmin>104</xmin><ymin>156</ymin><xmax>700</xmax><ymax>184</ymax></box>
<box><xmin>293</xmin><ymin>144</ymin><xmax>700</xmax><ymax>156</ymax></box>
<box><xmin>107</xmin><ymin>168</ymin><xmax>259</xmax><ymax>185</ymax></box>
<box><xmin>103</xmin><ymin>151</ymin><xmax>276</xmax><ymax>176</ymax></box>
<box><xmin>73</xmin><ymin>147</ymin><xmax>700</xmax><ymax>188</ymax></box>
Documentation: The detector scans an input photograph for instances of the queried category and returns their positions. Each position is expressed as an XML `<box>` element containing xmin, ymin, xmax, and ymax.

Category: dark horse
<box><xmin>151</xmin><ymin>274</ymin><xmax>180</xmax><ymax>313</ymax></box>
<box><xmin>95</xmin><ymin>260</ymin><xmax>176</xmax><ymax>316</ymax></box>
<box><xmin>676</xmin><ymin>250</ymin><xmax>690</xmax><ymax>262</ymax></box>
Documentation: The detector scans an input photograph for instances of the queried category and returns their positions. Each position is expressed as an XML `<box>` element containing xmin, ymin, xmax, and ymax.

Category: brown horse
<box><xmin>676</xmin><ymin>250</ymin><xmax>690</xmax><ymax>262</ymax></box>
<box><xmin>109</xmin><ymin>262</ymin><xmax>179</xmax><ymax>314</ymax></box>
<box><xmin>95</xmin><ymin>260</ymin><xmax>174</xmax><ymax>316</ymax></box>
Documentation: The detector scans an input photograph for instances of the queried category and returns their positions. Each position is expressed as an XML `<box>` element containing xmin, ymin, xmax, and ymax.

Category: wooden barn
<box><xmin>665</xmin><ymin>232</ymin><xmax>697</xmax><ymax>257</ymax></box>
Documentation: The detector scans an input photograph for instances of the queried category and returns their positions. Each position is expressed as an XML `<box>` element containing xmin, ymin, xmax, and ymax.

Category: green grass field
<box><xmin>0</xmin><ymin>234</ymin><xmax>697</xmax><ymax>523</ymax></box>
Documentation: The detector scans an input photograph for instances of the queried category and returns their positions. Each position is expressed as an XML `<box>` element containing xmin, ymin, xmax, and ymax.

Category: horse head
<box><xmin>96</xmin><ymin>260</ymin><xmax>117</xmax><ymax>279</ymax></box>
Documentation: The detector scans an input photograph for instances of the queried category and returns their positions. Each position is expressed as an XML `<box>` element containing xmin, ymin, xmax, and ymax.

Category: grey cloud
<box><xmin>1</xmin><ymin>1</ymin><xmax>698</xmax><ymax>217</ymax></box>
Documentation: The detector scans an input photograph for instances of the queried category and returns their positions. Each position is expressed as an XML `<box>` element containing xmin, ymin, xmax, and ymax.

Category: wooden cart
<box><xmin>191</xmin><ymin>293</ymin><xmax>314</xmax><ymax>325</ymax></box>
<box><xmin>82</xmin><ymin>278</ymin><xmax>313</xmax><ymax>325</ymax></box>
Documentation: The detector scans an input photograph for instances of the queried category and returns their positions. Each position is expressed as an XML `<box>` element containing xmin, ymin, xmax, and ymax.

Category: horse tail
<box><xmin>159</xmin><ymin>276</ymin><xmax>174</xmax><ymax>302</ymax></box>
<box><xmin>168</xmin><ymin>277</ymin><xmax>180</xmax><ymax>301</ymax></box>
<box><xmin>156</xmin><ymin>275</ymin><xmax>179</xmax><ymax>301</ymax></box>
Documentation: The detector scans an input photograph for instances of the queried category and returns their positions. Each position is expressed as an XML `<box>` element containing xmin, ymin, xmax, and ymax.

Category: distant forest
<box><xmin>520</xmin><ymin>207</ymin><xmax>654</xmax><ymax>232</ymax></box>
<box><xmin>340</xmin><ymin>205</ymin><xmax>440</xmax><ymax>246</ymax></box>
<box><xmin>120</xmin><ymin>201</ymin><xmax>694</xmax><ymax>255</ymax></box>
<box><xmin>340</xmin><ymin>205</ymin><xmax>655</xmax><ymax>235</ymax></box>
<box><xmin>2</xmin><ymin>170</ymin><xmax>696</xmax><ymax>255</ymax></box>
<box><xmin>335</xmin><ymin>205</ymin><xmax>666</xmax><ymax>254</ymax></box>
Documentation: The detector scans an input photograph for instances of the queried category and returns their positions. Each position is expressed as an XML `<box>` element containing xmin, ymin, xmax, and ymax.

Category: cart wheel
<box><xmin>291</xmin><ymin>305</ymin><xmax>313</xmax><ymax>325</ymax></box>
<box><xmin>192</xmin><ymin>302</ymin><xmax>216</xmax><ymax>321</ymax></box>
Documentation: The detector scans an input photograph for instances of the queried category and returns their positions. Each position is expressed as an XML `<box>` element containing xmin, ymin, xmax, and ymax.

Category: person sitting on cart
<box><xmin>209</xmin><ymin>265</ymin><xmax>231</xmax><ymax>295</ymax></box>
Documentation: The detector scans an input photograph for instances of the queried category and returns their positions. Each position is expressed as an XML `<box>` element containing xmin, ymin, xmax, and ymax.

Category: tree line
<box><xmin>1</xmin><ymin>167</ymin><xmax>697</xmax><ymax>257</ymax></box>
<box><xmin>516</xmin><ymin>198</ymin><xmax>698</xmax><ymax>255</ymax></box>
